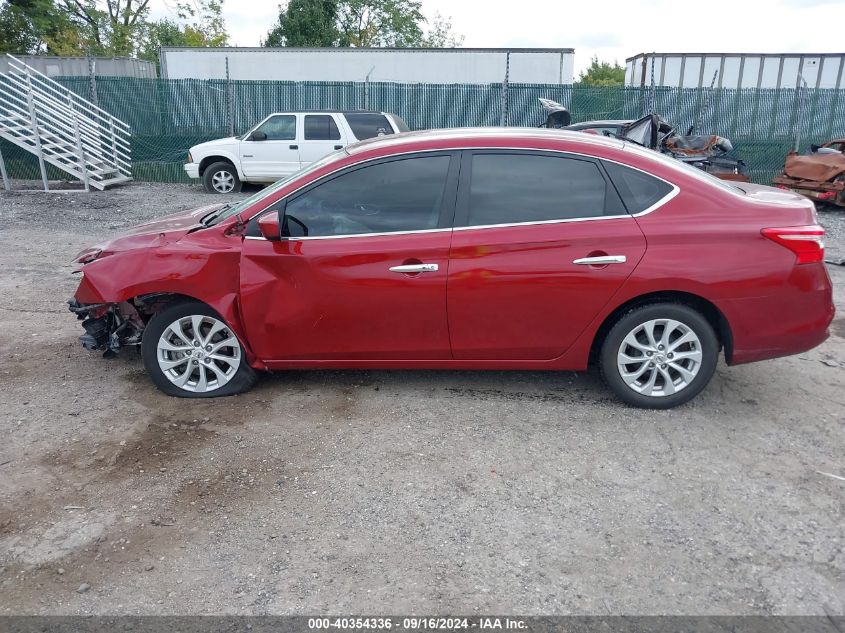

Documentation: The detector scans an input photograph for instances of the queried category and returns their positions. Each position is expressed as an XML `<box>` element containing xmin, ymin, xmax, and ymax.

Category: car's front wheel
<box><xmin>600</xmin><ymin>303</ymin><xmax>719</xmax><ymax>409</ymax></box>
<box><xmin>142</xmin><ymin>301</ymin><xmax>257</xmax><ymax>397</ymax></box>
<box><xmin>202</xmin><ymin>161</ymin><xmax>242</xmax><ymax>194</ymax></box>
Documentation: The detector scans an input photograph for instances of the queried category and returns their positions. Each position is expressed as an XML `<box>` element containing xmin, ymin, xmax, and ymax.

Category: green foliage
<box><xmin>0</xmin><ymin>0</ymin><xmax>78</xmax><ymax>54</ymax></box>
<box><xmin>577</xmin><ymin>56</ymin><xmax>625</xmax><ymax>86</ymax></box>
<box><xmin>264</xmin><ymin>0</ymin><xmax>462</xmax><ymax>48</ymax></box>
<box><xmin>1</xmin><ymin>0</ymin><xmax>226</xmax><ymax>61</ymax></box>
<box><xmin>139</xmin><ymin>0</ymin><xmax>228</xmax><ymax>65</ymax></box>
<box><xmin>0</xmin><ymin>1</ymin><xmax>40</xmax><ymax>53</ymax></box>
<box><xmin>264</xmin><ymin>0</ymin><xmax>338</xmax><ymax>47</ymax></box>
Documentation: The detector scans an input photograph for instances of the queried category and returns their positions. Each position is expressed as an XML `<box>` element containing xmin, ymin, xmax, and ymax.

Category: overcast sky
<box><xmin>152</xmin><ymin>0</ymin><xmax>845</xmax><ymax>75</ymax></box>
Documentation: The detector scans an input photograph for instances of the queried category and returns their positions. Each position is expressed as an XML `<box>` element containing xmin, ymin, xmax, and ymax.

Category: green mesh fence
<box><xmin>2</xmin><ymin>77</ymin><xmax>844</xmax><ymax>185</ymax></box>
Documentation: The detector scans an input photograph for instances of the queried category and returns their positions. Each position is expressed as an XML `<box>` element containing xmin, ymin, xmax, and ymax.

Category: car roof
<box><xmin>268</xmin><ymin>110</ymin><xmax>391</xmax><ymax>115</ymax></box>
<box><xmin>567</xmin><ymin>120</ymin><xmax>629</xmax><ymax>127</ymax></box>
<box><xmin>345</xmin><ymin>127</ymin><xmax>626</xmax><ymax>155</ymax></box>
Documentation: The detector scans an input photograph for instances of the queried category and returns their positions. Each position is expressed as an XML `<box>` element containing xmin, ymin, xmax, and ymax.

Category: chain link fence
<box><xmin>2</xmin><ymin>76</ymin><xmax>844</xmax><ymax>185</ymax></box>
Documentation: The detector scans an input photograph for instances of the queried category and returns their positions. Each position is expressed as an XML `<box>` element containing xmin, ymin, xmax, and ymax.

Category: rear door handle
<box><xmin>389</xmin><ymin>263</ymin><xmax>439</xmax><ymax>273</ymax></box>
<box><xmin>573</xmin><ymin>255</ymin><xmax>627</xmax><ymax>265</ymax></box>
<box><xmin>334</xmin><ymin>145</ymin><xmax>343</xmax><ymax>150</ymax></box>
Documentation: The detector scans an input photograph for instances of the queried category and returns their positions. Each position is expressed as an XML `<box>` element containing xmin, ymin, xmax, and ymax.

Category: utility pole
<box><xmin>226</xmin><ymin>56</ymin><xmax>234</xmax><ymax>136</ymax></box>
<box><xmin>500</xmin><ymin>51</ymin><xmax>510</xmax><ymax>127</ymax></box>
<box><xmin>87</xmin><ymin>50</ymin><xmax>98</xmax><ymax>107</ymax></box>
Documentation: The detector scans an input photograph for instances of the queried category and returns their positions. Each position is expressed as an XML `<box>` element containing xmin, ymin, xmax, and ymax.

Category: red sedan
<box><xmin>69</xmin><ymin>129</ymin><xmax>834</xmax><ymax>408</ymax></box>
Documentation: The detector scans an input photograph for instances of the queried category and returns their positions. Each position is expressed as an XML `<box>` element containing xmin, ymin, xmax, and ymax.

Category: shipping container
<box><xmin>626</xmin><ymin>52</ymin><xmax>845</xmax><ymax>90</ymax></box>
<box><xmin>0</xmin><ymin>55</ymin><xmax>156</xmax><ymax>78</ymax></box>
<box><xmin>160</xmin><ymin>47</ymin><xmax>575</xmax><ymax>85</ymax></box>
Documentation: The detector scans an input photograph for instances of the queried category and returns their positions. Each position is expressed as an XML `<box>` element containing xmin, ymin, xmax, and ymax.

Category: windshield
<box><xmin>205</xmin><ymin>150</ymin><xmax>348</xmax><ymax>225</ymax></box>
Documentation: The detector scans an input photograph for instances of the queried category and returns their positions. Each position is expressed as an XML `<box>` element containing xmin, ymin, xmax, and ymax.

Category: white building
<box><xmin>160</xmin><ymin>47</ymin><xmax>575</xmax><ymax>84</ymax></box>
<box><xmin>626</xmin><ymin>52</ymin><xmax>845</xmax><ymax>90</ymax></box>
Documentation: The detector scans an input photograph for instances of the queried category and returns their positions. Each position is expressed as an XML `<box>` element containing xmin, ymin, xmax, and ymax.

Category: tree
<box><xmin>264</xmin><ymin>0</ymin><xmax>462</xmax><ymax>48</ymax></box>
<box><xmin>0</xmin><ymin>0</ymin><xmax>79</xmax><ymax>54</ymax></box>
<box><xmin>419</xmin><ymin>12</ymin><xmax>462</xmax><ymax>47</ymax></box>
<box><xmin>264</xmin><ymin>0</ymin><xmax>337</xmax><ymax>47</ymax></box>
<box><xmin>56</xmin><ymin>0</ymin><xmax>153</xmax><ymax>56</ymax></box>
<box><xmin>577</xmin><ymin>56</ymin><xmax>625</xmax><ymax>86</ymax></box>
<box><xmin>139</xmin><ymin>1</ymin><xmax>227</xmax><ymax>67</ymax></box>
<box><xmin>0</xmin><ymin>1</ymin><xmax>41</xmax><ymax>52</ymax></box>
<box><xmin>335</xmin><ymin>0</ymin><xmax>423</xmax><ymax>47</ymax></box>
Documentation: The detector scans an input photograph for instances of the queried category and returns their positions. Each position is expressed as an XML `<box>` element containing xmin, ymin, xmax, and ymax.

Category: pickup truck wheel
<box><xmin>203</xmin><ymin>162</ymin><xmax>241</xmax><ymax>194</ymax></box>
<box><xmin>142</xmin><ymin>301</ymin><xmax>257</xmax><ymax>398</ymax></box>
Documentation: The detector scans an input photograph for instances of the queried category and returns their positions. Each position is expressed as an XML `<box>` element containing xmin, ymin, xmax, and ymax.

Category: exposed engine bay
<box><xmin>68</xmin><ymin>294</ymin><xmax>170</xmax><ymax>355</ymax></box>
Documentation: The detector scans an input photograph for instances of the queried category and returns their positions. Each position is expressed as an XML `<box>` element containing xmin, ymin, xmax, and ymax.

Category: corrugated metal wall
<box><xmin>0</xmin><ymin>55</ymin><xmax>157</xmax><ymax>78</ymax></box>
<box><xmin>626</xmin><ymin>53</ymin><xmax>845</xmax><ymax>89</ymax></box>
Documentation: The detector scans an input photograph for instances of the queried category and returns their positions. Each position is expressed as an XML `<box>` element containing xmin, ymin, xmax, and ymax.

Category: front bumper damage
<box><xmin>68</xmin><ymin>298</ymin><xmax>148</xmax><ymax>355</ymax></box>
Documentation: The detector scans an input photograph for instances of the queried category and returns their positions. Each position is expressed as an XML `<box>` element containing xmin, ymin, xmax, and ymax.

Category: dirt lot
<box><xmin>0</xmin><ymin>181</ymin><xmax>843</xmax><ymax>616</ymax></box>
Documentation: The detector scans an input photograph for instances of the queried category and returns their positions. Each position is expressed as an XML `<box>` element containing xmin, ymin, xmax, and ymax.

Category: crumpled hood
<box><xmin>74</xmin><ymin>203</ymin><xmax>225</xmax><ymax>263</ymax></box>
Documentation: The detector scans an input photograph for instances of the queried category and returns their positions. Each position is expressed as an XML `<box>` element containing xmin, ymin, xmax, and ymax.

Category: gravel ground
<box><xmin>0</xmin><ymin>181</ymin><xmax>843</xmax><ymax>616</ymax></box>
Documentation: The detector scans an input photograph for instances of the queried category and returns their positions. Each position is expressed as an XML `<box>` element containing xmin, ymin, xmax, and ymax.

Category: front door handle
<box><xmin>289</xmin><ymin>144</ymin><xmax>298</xmax><ymax>150</ymax></box>
<box><xmin>573</xmin><ymin>255</ymin><xmax>627</xmax><ymax>265</ymax></box>
<box><xmin>389</xmin><ymin>263</ymin><xmax>439</xmax><ymax>273</ymax></box>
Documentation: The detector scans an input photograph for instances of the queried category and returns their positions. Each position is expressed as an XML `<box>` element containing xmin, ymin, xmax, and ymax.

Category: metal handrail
<box><xmin>2</xmin><ymin>72</ymin><xmax>131</xmax><ymax>152</ymax></box>
<box><xmin>0</xmin><ymin>54</ymin><xmax>132</xmax><ymax>189</ymax></box>
<box><xmin>6</xmin><ymin>54</ymin><xmax>131</xmax><ymax>130</ymax></box>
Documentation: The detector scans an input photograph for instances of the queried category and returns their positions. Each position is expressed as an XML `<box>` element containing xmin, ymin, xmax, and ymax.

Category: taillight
<box><xmin>761</xmin><ymin>225</ymin><xmax>825</xmax><ymax>264</ymax></box>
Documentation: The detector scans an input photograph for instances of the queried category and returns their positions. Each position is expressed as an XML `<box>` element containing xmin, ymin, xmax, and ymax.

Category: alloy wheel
<box><xmin>157</xmin><ymin>315</ymin><xmax>241</xmax><ymax>393</ymax></box>
<box><xmin>616</xmin><ymin>318</ymin><xmax>703</xmax><ymax>397</ymax></box>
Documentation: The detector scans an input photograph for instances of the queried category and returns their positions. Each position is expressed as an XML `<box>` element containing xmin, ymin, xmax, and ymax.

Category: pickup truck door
<box><xmin>240</xmin><ymin>114</ymin><xmax>301</xmax><ymax>179</ymax></box>
<box><xmin>298</xmin><ymin>114</ymin><xmax>346</xmax><ymax>168</ymax></box>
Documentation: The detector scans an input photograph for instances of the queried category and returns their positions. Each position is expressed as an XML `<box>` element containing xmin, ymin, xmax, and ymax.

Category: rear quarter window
<box><xmin>603</xmin><ymin>161</ymin><xmax>674</xmax><ymax>213</ymax></box>
<box><xmin>344</xmin><ymin>113</ymin><xmax>394</xmax><ymax>140</ymax></box>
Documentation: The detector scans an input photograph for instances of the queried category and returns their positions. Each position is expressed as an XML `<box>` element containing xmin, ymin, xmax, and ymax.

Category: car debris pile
<box><xmin>772</xmin><ymin>140</ymin><xmax>845</xmax><ymax>207</ymax></box>
<box><xmin>539</xmin><ymin>98</ymin><xmax>749</xmax><ymax>182</ymax></box>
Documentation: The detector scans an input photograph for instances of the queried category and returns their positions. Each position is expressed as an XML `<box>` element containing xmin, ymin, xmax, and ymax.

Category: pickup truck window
<box><xmin>304</xmin><ymin>115</ymin><xmax>341</xmax><ymax>141</ymax></box>
<box><xmin>344</xmin><ymin>113</ymin><xmax>394</xmax><ymax>140</ymax></box>
<box><xmin>254</xmin><ymin>115</ymin><xmax>296</xmax><ymax>140</ymax></box>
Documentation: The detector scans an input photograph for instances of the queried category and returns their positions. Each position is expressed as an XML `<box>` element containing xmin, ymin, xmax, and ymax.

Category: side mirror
<box><xmin>257</xmin><ymin>211</ymin><xmax>281</xmax><ymax>241</ymax></box>
<box><xmin>810</xmin><ymin>143</ymin><xmax>820</xmax><ymax>153</ymax></box>
<box><xmin>250</xmin><ymin>131</ymin><xmax>267</xmax><ymax>141</ymax></box>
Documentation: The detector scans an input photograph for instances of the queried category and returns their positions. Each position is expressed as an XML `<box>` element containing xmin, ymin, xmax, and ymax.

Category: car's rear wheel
<box><xmin>600</xmin><ymin>303</ymin><xmax>719</xmax><ymax>409</ymax></box>
<box><xmin>202</xmin><ymin>161</ymin><xmax>241</xmax><ymax>194</ymax></box>
<box><xmin>142</xmin><ymin>301</ymin><xmax>257</xmax><ymax>397</ymax></box>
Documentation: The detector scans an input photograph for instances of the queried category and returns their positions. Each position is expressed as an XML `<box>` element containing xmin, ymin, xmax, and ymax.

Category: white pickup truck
<box><xmin>185</xmin><ymin>111</ymin><xmax>410</xmax><ymax>193</ymax></box>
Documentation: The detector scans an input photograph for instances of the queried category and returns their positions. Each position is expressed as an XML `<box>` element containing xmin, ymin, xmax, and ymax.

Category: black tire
<box><xmin>599</xmin><ymin>303</ymin><xmax>719</xmax><ymax>409</ymax></box>
<box><xmin>202</xmin><ymin>161</ymin><xmax>242</xmax><ymax>194</ymax></box>
<box><xmin>141</xmin><ymin>300</ymin><xmax>257</xmax><ymax>398</ymax></box>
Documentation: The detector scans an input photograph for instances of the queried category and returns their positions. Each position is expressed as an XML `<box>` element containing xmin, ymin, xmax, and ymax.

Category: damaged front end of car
<box><xmin>68</xmin><ymin>298</ymin><xmax>144</xmax><ymax>355</ymax></box>
<box><xmin>68</xmin><ymin>293</ymin><xmax>182</xmax><ymax>356</ymax></box>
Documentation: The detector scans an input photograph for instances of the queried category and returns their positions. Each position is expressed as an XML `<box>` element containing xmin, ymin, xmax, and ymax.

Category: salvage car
<box><xmin>69</xmin><ymin>128</ymin><xmax>834</xmax><ymax>409</ymax></box>
<box><xmin>540</xmin><ymin>99</ymin><xmax>750</xmax><ymax>182</ymax></box>
<box><xmin>185</xmin><ymin>110</ymin><xmax>409</xmax><ymax>193</ymax></box>
<box><xmin>772</xmin><ymin>139</ymin><xmax>845</xmax><ymax>207</ymax></box>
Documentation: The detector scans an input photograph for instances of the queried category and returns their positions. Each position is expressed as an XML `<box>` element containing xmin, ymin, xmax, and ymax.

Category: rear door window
<box><xmin>464</xmin><ymin>152</ymin><xmax>623</xmax><ymax>227</ymax></box>
<box><xmin>344</xmin><ymin>113</ymin><xmax>394</xmax><ymax>140</ymax></box>
<box><xmin>304</xmin><ymin>115</ymin><xmax>341</xmax><ymax>141</ymax></box>
<box><xmin>603</xmin><ymin>161</ymin><xmax>674</xmax><ymax>213</ymax></box>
